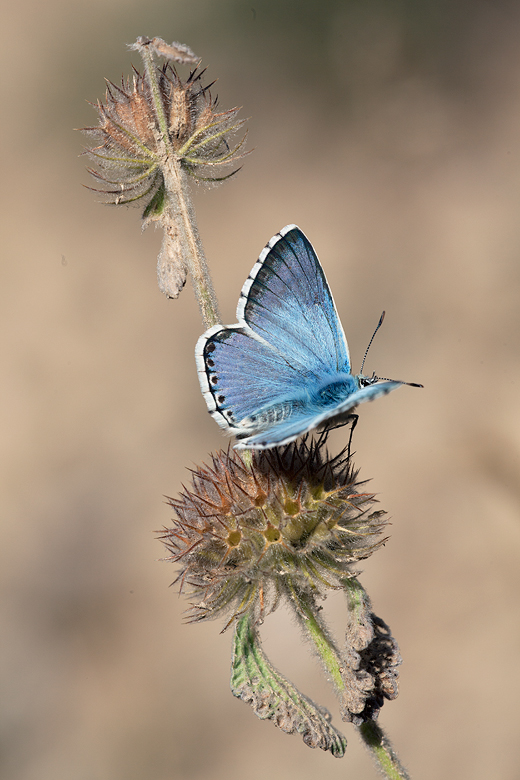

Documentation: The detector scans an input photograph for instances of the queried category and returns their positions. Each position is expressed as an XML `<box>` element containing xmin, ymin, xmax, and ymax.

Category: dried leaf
<box><xmin>231</xmin><ymin>615</ymin><xmax>347</xmax><ymax>758</ymax></box>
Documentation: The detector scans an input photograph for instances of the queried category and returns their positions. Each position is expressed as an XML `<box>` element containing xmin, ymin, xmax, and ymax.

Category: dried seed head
<box><xmin>160</xmin><ymin>437</ymin><xmax>388</xmax><ymax>627</ymax></box>
<box><xmin>82</xmin><ymin>61</ymin><xmax>247</xmax><ymax>213</ymax></box>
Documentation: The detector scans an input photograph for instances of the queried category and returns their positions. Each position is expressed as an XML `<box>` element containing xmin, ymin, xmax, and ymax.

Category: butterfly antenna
<box><xmin>377</xmin><ymin>377</ymin><xmax>424</xmax><ymax>388</ymax></box>
<box><xmin>360</xmin><ymin>311</ymin><xmax>386</xmax><ymax>374</ymax></box>
<box><xmin>361</xmin><ymin>312</ymin><xmax>424</xmax><ymax>387</ymax></box>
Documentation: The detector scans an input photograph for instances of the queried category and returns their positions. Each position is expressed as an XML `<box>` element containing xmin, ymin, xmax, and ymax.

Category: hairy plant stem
<box><xmin>359</xmin><ymin>721</ymin><xmax>411</xmax><ymax>780</ymax></box>
<box><xmin>160</xmin><ymin>155</ymin><xmax>220</xmax><ymax>327</ymax></box>
<box><xmin>288</xmin><ymin>583</ymin><xmax>409</xmax><ymax>780</ymax></box>
<box><xmin>287</xmin><ymin>581</ymin><xmax>344</xmax><ymax>690</ymax></box>
<box><xmin>240</xmin><ymin>449</ymin><xmax>253</xmax><ymax>468</ymax></box>
<box><xmin>140</xmin><ymin>43</ymin><xmax>221</xmax><ymax>327</ymax></box>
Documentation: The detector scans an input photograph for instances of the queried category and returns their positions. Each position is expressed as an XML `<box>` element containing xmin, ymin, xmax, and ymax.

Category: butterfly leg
<box><xmin>320</xmin><ymin>413</ymin><xmax>359</xmax><ymax>459</ymax></box>
<box><xmin>347</xmin><ymin>414</ymin><xmax>359</xmax><ymax>460</ymax></box>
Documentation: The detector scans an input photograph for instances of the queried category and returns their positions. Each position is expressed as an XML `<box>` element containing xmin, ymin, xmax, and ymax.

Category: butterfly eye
<box><xmin>207</xmin><ymin>358</ymin><xmax>215</xmax><ymax>367</ymax></box>
<box><xmin>206</xmin><ymin>343</ymin><xmax>216</xmax><ymax>354</ymax></box>
<box><xmin>210</xmin><ymin>376</ymin><xmax>218</xmax><ymax>385</ymax></box>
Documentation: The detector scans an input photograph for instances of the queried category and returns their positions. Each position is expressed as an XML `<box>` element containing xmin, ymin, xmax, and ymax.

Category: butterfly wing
<box><xmin>196</xmin><ymin>225</ymin><xmax>351</xmax><ymax>436</ymax></box>
<box><xmin>239</xmin><ymin>225</ymin><xmax>351</xmax><ymax>376</ymax></box>
<box><xmin>196</xmin><ymin>325</ymin><xmax>308</xmax><ymax>434</ymax></box>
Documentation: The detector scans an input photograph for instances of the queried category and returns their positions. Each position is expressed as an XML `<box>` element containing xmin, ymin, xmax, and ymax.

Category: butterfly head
<box><xmin>357</xmin><ymin>371</ymin><xmax>423</xmax><ymax>390</ymax></box>
<box><xmin>356</xmin><ymin>372</ymin><xmax>383</xmax><ymax>389</ymax></box>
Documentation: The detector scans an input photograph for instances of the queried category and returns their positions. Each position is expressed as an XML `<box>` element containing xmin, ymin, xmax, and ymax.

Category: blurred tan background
<box><xmin>2</xmin><ymin>1</ymin><xmax>520</xmax><ymax>778</ymax></box>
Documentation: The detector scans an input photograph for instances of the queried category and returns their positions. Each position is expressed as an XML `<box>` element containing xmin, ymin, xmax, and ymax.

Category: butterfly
<box><xmin>196</xmin><ymin>225</ymin><xmax>417</xmax><ymax>449</ymax></box>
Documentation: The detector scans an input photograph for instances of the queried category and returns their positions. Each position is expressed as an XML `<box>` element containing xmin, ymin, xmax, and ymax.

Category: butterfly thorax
<box><xmin>311</xmin><ymin>373</ymin><xmax>358</xmax><ymax>405</ymax></box>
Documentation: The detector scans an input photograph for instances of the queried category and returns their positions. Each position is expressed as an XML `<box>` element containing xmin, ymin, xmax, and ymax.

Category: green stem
<box><xmin>359</xmin><ymin>721</ymin><xmax>410</xmax><ymax>780</ymax></box>
<box><xmin>287</xmin><ymin>583</ymin><xmax>344</xmax><ymax>690</ymax></box>
<box><xmin>287</xmin><ymin>583</ymin><xmax>410</xmax><ymax>780</ymax></box>
<box><xmin>240</xmin><ymin>449</ymin><xmax>254</xmax><ymax>468</ymax></box>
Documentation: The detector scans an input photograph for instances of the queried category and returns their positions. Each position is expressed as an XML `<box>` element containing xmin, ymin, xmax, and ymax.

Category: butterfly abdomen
<box><xmin>239</xmin><ymin>397</ymin><xmax>308</xmax><ymax>434</ymax></box>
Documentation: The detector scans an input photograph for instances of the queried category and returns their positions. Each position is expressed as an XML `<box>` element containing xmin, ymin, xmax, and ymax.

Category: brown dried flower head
<box><xmin>160</xmin><ymin>438</ymin><xmax>388</xmax><ymax>628</ymax></box>
<box><xmin>82</xmin><ymin>58</ymin><xmax>247</xmax><ymax>215</ymax></box>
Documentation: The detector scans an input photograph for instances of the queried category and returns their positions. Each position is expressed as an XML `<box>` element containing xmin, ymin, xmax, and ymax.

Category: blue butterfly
<box><xmin>196</xmin><ymin>225</ymin><xmax>415</xmax><ymax>449</ymax></box>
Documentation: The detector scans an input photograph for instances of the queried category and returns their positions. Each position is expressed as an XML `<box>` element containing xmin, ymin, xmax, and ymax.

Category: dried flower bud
<box><xmin>129</xmin><ymin>36</ymin><xmax>199</xmax><ymax>64</ymax></box>
<box><xmin>341</xmin><ymin>589</ymin><xmax>402</xmax><ymax>724</ymax></box>
<box><xmin>82</xmin><ymin>60</ymin><xmax>247</xmax><ymax>213</ymax></box>
<box><xmin>160</xmin><ymin>437</ymin><xmax>388</xmax><ymax>627</ymax></box>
